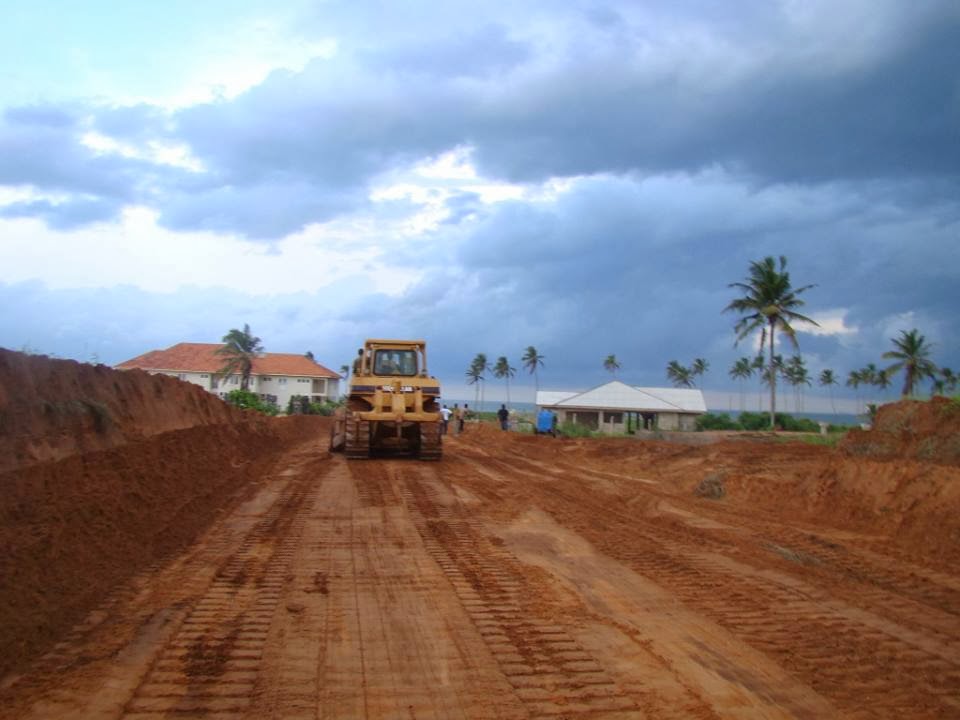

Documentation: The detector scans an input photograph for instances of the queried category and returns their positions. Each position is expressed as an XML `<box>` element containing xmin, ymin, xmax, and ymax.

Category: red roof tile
<box><xmin>117</xmin><ymin>342</ymin><xmax>342</xmax><ymax>379</ymax></box>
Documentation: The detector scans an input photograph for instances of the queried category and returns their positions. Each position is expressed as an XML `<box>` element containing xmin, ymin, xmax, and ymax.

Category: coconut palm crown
<box><xmin>724</xmin><ymin>256</ymin><xmax>818</xmax><ymax>430</ymax></box>
<box><xmin>603</xmin><ymin>354</ymin><xmax>621</xmax><ymax>377</ymax></box>
<box><xmin>522</xmin><ymin>346</ymin><xmax>545</xmax><ymax>391</ymax></box>
<box><xmin>216</xmin><ymin>324</ymin><xmax>264</xmax><ymax>391</ymax></box>
<box><xmin>882</xmin><ymin>328</ymin><xmax>938</xmax><ymax>397</ymax></box>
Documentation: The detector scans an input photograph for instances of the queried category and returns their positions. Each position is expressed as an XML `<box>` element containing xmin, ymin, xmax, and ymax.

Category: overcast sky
<box><xmin>1</xmin><ymin>1</ymin><xmax>958</xmax><ymax>409</ymax></box>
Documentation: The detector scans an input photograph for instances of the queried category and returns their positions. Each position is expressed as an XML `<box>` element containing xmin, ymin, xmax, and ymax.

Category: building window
<box><xmin>230</xmin><ymin>376</ymin><xmax>238</xmax><ymax>385</ymax></box>
<box><xmin>177</xmin><ymin>373</ymin><xmax>186</xmax><ymax>380</ymax></box>
<box><xmin>201</xmin><ymin>374</ymin><xmax>208</xmax><ymax>378</ymax></box>
<box><xmin>278</xmin><ymin>378</ymin><xmax>287</xmax><ymax>385</ymax></box>
<box><xmin>261</xmin><ymin>376</ymin><xmax>271</xmax><ymax>382</ymax></box>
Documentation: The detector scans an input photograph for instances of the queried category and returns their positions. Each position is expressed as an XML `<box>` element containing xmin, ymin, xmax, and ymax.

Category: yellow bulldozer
<box><xmin>330</xmin><ymin>339</ymin><xmax>442</xmax><ymax>459</ymax></box>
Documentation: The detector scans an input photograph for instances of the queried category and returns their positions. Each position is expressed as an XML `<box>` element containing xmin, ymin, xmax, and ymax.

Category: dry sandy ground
<box><xmin>2</xmin><ymin>422</ymin><xmax>958</xmax><ymax>720</ymax></box>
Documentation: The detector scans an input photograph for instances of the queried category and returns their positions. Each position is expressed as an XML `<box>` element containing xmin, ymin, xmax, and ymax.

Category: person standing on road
<box><xmin>440</xmin><ymin>404</ymin><xmax>452</xmax><ymax>435</ymax></box>
<box><xmin>453</xmin><ymin>404</ymin><xmax>463</xmax><ymax>435</ymax></box>
<box><xmin>497</xmin><ymin>404</ymin><xmax>509</xmax><ymax>430</ymax></box>
<box><xmin>461</xmin><ymin>404</ymin><xmax>470</xmax><ymax>433</ymax></box>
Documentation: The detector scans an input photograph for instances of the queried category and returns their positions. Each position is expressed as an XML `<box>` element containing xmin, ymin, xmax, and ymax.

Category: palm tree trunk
<box><xmin>768</xmin><ymin>323</ymin><xmax>776</xmax><ymax>430</ymax></box>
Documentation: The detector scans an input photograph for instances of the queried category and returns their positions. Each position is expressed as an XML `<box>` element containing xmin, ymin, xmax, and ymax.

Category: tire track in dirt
<box><xmin>118</xmin><ymin>466</ymin><xmax>317</xmax><ymax>718</ymax></box>
<box><xmin>395</xmin><ymin>463</ymin><xmax>673</xmax><ymax>719</ymax></box>
<box><xmin>545</xmin><ymin>455</ymin><xmax>960</xmax><ymax>649</ymax></box>
<box><xmin>451</xmin><ymin>447</ymin><xmax>960</xmax><ymax>719</ymax></box>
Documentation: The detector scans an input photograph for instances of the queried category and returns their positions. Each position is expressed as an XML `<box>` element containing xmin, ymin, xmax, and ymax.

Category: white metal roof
<box><xmin>536</xmin><ymin>381</ymin><xmax>706</xmax><ymax>413</ymax></box>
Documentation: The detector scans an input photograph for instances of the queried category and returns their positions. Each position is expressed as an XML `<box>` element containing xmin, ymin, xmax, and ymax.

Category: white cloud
<box><xmin>80</xmin><ymin>131</ymin><xmax>205</xmax><ymax>172</ymax></box>
<box><xmin>0</xmin><ymin>207</ymin><xmax>420</xmax><ymax>296</ymax></box>
<box><xmin>803</xmin><ymin>308</ymin><xmax>858</xmax><ymax>337</ymax></box>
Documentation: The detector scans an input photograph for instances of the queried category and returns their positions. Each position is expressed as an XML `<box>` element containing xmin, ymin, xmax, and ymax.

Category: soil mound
<box><xmin>840</xmin><ymin>397</ymin><xmax>960</xmax><ymax>465</ymax></box>
<box><xmin>464</xmin><ymin>420</ymin><xmax>960</xmax><ymax>564</ymax></box>
<box><xmin>0</xmin><ymin>350</ymin><xmax>330</xmax><ymax>679</ymax></box>
<box><xmin>0</xmin><ymin>348</ymin><xmax>249</xmax><ymax>474</ymax></box>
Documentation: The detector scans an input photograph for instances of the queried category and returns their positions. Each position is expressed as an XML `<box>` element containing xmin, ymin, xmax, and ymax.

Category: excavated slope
<box><xmin>0</xmin><ymin>350</ymin><xmax>328</xmax><ymax>678</ymax></box>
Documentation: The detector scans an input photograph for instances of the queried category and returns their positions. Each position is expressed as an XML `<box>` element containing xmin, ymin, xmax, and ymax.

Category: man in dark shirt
<box><xmin>497</xmin><ymin>404</ymin><xmax>509</xmax><ymax>430</ymax></box>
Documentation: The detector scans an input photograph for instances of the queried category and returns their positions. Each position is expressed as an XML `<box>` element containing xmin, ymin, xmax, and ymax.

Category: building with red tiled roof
<box><xmin>117</xmin><ymin>343</ymin><xmax>341</xmax><ymax>408</ymax></box>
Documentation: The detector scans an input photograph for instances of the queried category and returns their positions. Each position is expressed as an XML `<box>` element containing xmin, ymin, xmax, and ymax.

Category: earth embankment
<box><xmin>0</xmin><ymin>350</ymin><xmax>329</xmax><ymax>679</ymax></box>
<box><xmin>0</xmin><ymin>348</ymin><xmax>248</xmax><ymax>473</ymax></box>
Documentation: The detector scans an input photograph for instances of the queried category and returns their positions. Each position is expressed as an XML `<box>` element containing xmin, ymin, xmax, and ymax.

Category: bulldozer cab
<box><xmin>359</xmin><ymin>340</ymin><xmax>429</xmax><ymax>378</ymax></box>
<box><xmin>372</xmin><ymin>348</ymin><xmax>418</xmax><ymax>376</ymax></box>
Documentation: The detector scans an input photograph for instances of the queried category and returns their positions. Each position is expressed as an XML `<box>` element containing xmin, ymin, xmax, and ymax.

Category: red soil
<box><xmin>0</xmin><ymin>350</ymin><xmax>329</xmax><ymax>678</ymax></box>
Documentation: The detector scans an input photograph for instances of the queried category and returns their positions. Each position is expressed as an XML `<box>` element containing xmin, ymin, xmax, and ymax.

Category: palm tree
<box><xmin>666</xmin><ymin>360</ymin><xmax>694</xmax><ymax>388</ymax></box>
<box><xmin>465</xmin><ymin>362</ymin><xmax>484</xmax><ymax>408</ymax></box>
<box><xmin>785</xmin><ymin>355</ymin><xmax>811</xmax><ymax>412</ymax></box>
<box><xmin>846</xmin><ymin>370</ymin><xmax>863</xmax><ymax>414</ymax></box>
<box><xmin>603</xmin><ymin>354</ymin><xmax>621</xmax><ymax>377</ymax></box>
<box><xmin>339</xmin><ymin>364</ymin><xmax>350</xmax><ymax>378</ymax></box>
<box><xmin>940</xmin><ymin>367</ymin><xmax>957</xmax><ymax>394</ymax></box>
<box><xmin>522</xmin><ymin>346</ymin><xmax>545</xmax><ymax>393</ymax></box>
<box><xmin>216</xmin><ymin>324</ymin><xmax>264</xmax><ymax>391</ymax></box>
<box><xmin>493</xmin><ymin>356</ymin><xmax>516</xmax><ymax>405</ymax></box>
<box><xmin>882</xmin><ymin>329</ymin><xmax>939</xmax><ymax>398</ymax></box>
<box><xmin>819</xmin><ymin>368</ymin><xmax>838</xmax><ymax>414</ymax></box>
<box><xmin>467</xmin><ymin>353</ymin><xmax>490</xmax><ymax>411</ymax></box>
<box><xmin>724</xmin><ymin>256</ymin><xmax>818</xmax><ymax>430</ymax></box>
<box><xmin>752</xmin><ymin>355</ymin><xmax>766</xmax><ymax>411</ymax></box>
<box><xmin>305</xmin><ymin>350</ymin><xmax>315</xmax><ymax>361</ymax></box>
<box><xmin>729</xmin><ymin>357</ymin><xmax>753</xmax><ymax>411</ymax></box>
<box><xmin>873</xmin><ymin>368</ymin><xmax>892</xmax><ymax>402</ymax></box>
<box><xmin>692</xmin><ymin>358</ymin><xmax>710</xmax><ymax>378</ymax></box>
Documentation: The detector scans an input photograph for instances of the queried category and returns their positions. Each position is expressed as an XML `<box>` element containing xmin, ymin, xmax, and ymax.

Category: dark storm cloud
<box><xmin>391</xmin><ymin>172</ymin><xmax>960</xmax><ymax>388</ymax></box>
<box><xmin>358</xmin><ymin>22</ymin><xmax>531</xmax><ymax>79</ymax></box>
<box><xmin>0</xmin><ymin>103</ymin><xmax>185</xmax><ymax>228</ymax></box>
<box><xmin>159</xmin><ymin>180</ymin><xmax>363</xmax><ymax>239</ymax></box>
<box><xmin>3</xmin><ymin>2</ymin><xmax>958</xmax><ymax>240</ymax></box>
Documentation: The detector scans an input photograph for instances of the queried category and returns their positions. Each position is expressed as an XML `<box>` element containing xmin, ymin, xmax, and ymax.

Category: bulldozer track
<box><xmin>344</xmin><ymin>417</ymin><xmax>371</xmax><ymax>459</ymax></box>
<box><xmin>453</xmin><ymin>448</ymin><xmax>960</xmax><ymax>718</ymax></box>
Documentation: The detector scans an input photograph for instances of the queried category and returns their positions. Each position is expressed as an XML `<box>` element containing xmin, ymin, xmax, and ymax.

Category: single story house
<box><xmin>116</xmin><ymin>342</ymin><xmax>341</xmax><ymax>408</ymax></box>
<box><xmin>537</xmin><ymin>380</ymin><xmax>706</xmax><ymax>433</ymax></box>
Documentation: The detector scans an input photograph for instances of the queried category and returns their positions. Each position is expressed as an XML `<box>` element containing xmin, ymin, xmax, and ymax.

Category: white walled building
<box><xmin>117</xmin><ymin>343</ymin><xmax>341</xmax><ymax>408</ymax></box>
<box><xmin>537</xmin><ymin>380</ymin><xmax>706</xmax><ymax>433</ymax></box>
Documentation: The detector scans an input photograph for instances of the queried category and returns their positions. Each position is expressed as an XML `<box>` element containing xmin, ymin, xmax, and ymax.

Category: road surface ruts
<box><xmin>2</xmin><ymin>430</ymin><xmax>958</xmax><ymax>719</ymax></box>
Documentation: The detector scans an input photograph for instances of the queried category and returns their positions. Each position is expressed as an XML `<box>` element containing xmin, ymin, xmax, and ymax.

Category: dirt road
<box><xmin>2</xmin><ymin>427</ymin><xmax>958</xmax><ymax>719</ymax></box>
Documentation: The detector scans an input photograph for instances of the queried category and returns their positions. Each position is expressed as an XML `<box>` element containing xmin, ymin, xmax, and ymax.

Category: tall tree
<box><xmin>729</xmin><ymin>357</ymin><xmax>753</xmax><ymax>411</ymax></box>
<box><xmin>666</xmin><ymin>360</ymin><xmax>694</xmax><ymax>388</ymax></box>
<box><xmin>339</xmin><ymin>364</ymin><xmax>350</xmax><ymax>378</ymax></box>
<box><xmin>724</xmin><ymin>256</ymin><xmax>818</xmax><ymax>430</ymax></box>
<box><xmin>603</xmin><ymin>354</ymin><xmax>621</xmax><ymax>377</ymax></box>
<box><xmin>522</xmin><ymin>346</ymin><xmax>545</xmax><ymax>393</ymax></box>
<box><xmin>465</xmin><ymin>362</ymin><xmax>484</xmax><ymax>409</ymax></box>
<box><xmin>216</xmin><ymin>324</ymin><xmax>264</xmax><ymax>391</ymax></box>
<box><xmin>846</xmin><ymin>369</ymin><xmax>863</xmax><ymax>414</ymax></box>
<box><xmin>785</xmin><ymin>355</ymin><xmax>811</xmax><ymax>412</ymax></box>
<box><xmin>882</xmin><ymin>328</ymin><xmax>938</xmax><ymax>397</ymax></box>
<box><xmin>940</xmin><ymin>367</ymin><xmax>957</xmax><ymax>394</ymax></box>
<box><xmin>819</xmin><ymin>368</ymin><xmax>838</xmax><ymax>414</ymax></box>
<box><xmin>751</xmin><ymin>355</ymin><xmax>766</xmax><ymax>411</ymax></box>
<box><xmin>691</xmin><ymin>358</ymin><xmax>710</xmax><ymax>379</ymax></box>
<box><xmin>470</xmin><ymin>353</ymin><xmax>490</xmax><ymax>410</ymax></box>
<box><xmin>493</xmin><ymin>356</ymin><xmax>516</xmax><ymax>405</ymax></box>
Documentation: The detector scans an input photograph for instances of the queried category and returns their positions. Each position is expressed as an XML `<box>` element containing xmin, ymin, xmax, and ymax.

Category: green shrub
<box><xmin>226</xmin><ymin>389</ymin><xmax>279</xmax><ymax>416</ymax></box>
<box><xmin>736</xmin><ymin>411</ymin><xmax>819</xmax><ymax>432</ymax></box>
<box><xmin>695</xmin><ymin>413</ymin><xmax>739</xmax><ymax>431</ymax></box>
<box><xmin>558</xmin><ymin>421</ymin><xmax>594</xmax><ymax>438</ymax></box>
